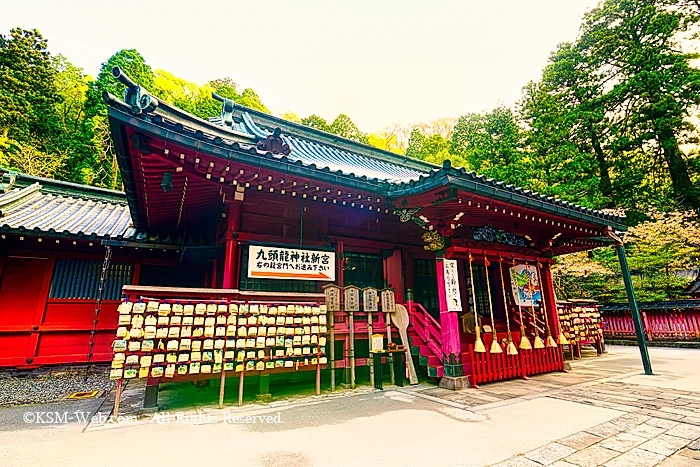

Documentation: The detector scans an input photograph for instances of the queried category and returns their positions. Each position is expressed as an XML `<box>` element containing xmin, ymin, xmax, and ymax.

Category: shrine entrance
<box><xmin>412</xmin><ymin>258</ymin><xmax>439</xmax><ymax>321</ymax></box>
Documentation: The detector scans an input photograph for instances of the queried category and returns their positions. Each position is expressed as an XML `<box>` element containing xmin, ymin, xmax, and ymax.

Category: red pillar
<box><xmin>211</xmin><ymin>259</ymin><xmax>218</xmax><ymax>288</ymax></box>
<box><xmin>222</xmin><ymin>203</ymin><xmax>241</xmax><ymax>289</ymax></box>
<box><xmin>436</xmin><ymin>256</ymin><xmax>463</xmax><ymax>377</ymax></box>
<box><xmin>384</xmin><ymin>250</ymin><xmax>404</xmax><ymax>302</ymax></box>
<box><xmin>540</xmin><ymin>263</ymin><xmax>560</xmax><ymax>338</ymax></box>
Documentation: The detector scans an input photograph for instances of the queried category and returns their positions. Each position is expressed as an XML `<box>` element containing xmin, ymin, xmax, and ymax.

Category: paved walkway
<box><xmin>419</xmin><ymin>346</ymin><xmax>700</xmax><ymax>467</ymax></box>
<box><xmin>0</xmin><ymin>345</ymin><xmax>698</xmax><ymax>466</ymax></box>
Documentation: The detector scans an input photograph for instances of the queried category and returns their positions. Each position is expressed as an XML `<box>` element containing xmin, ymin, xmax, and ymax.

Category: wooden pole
<box><xmin>349</xmin><ymin>310</ymin><xmax>356</xmax><ymax>388</ymax></box>
<box><xmin>367</xmin><ymin>310</ymin><xmax>374</xmax><ymax>387</ymax></box>
<box><xmin>315</xmin><ymin>352</ymin><xmax>321</xmax><ymax>396</ymax></box>
<box><xmin>329</xmin><ymin>310</ymin><xmax>336</xmax><ymax>391</ymax></box>
<box><xmin>238</xmin><ymin>364</ymin><xmax>245</xmax><ymax>407</ymax></box>
<box><xmin>468</xmin><ymin>252</ymin><xmax>486</xmax><ymax>352</ymax></box>
<box><xmin>386</xmin><ymin>312</ymin><xmax>395</xmax><ymax>385</ymax></box>
<box><xmin>497</xmin><ymin>256</ymin><xmax>518</xmax><ymax>355</ymax></box>
<box><xmin>218</xmin><ymin>368</ymin><xmax>226</xmax><ymax>409</ymax></box>
<box><xmin>114</xmin><ymin>378</ymin><xmax>123</xmax><ymax>418</ymax></box>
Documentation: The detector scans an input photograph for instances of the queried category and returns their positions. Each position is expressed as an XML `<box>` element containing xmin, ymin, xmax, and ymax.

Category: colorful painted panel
<box><xmin>509</xmin><ymin>265</ymin><xmax>541</xmax><ymax>307</ymax></box>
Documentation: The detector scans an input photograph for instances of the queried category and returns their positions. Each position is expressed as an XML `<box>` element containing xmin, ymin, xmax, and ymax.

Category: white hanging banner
<box><xmin>248</xmin><ymin>245</ymin><xmax>335</xmax><ymax>281</ymax></box>
<box><xmin>443</xmin><ymin>259</ymin><xmax>462</xmax><ymax>312</ymax></box>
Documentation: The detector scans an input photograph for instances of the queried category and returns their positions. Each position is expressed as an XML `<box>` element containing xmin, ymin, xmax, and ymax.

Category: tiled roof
<box><xmin>0</xmin><ymin>170</ymin><xmax>216</xmax><ymax>245</ymax></box>
<box><xmin>0</xmin><ymin>172</ymin><xmax>135</xmax><ymax>240</ymax></box>
<box><xmin>104</xmin><ymin>67</ymin><xmax>628</xmax><ymax>230</ymax></box>
<box><xmin>239</xmin><ymin>113</ymin><xmax>425</xmax><ymax>183</ymax></box>
<box><xmin>683</xmin><ymin>275</ymin><xmax>700</xmax><ymax>295</ymax></box>
<box><xmin>601</xmin><ymin>300</ymin><xmax>700</xmax><ymax>312</ymax></box>
<box><xmin>215</xmin><ymin>103</ymin><xmax>625</xmax><ymax>228</ymax></box>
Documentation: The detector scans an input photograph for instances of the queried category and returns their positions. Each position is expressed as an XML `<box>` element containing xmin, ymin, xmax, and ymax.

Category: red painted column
<box><xmin>222</xmin><ymin>203</ymin><xmax>241</xmax><ymax>289</ymax></box>
<box><xmin>436</xmin><ymin>256</ymin><xmax>463</xmax><ymax>377</ymax></box>
<box><xmin>540</xmin><ymin>263</ymin><xmax>560</xmax><ymax>338</ymax></box>
<box><xmin>211</xmin><ymin>259</ymin><xmax>218</xmax><ymax>288</ymax></box>
<box><xmin>385</xmin><ymin>250</ymin><xmax>404</xmax><ymax>302</ymax></box>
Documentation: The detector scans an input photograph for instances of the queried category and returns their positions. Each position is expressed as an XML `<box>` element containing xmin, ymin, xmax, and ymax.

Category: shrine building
<box><xmin>0</xmin><ymin>67</ymin><xmax>631</xmax><ymax>389</ymax></box>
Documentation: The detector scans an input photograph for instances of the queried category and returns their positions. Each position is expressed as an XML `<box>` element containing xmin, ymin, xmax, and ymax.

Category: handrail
<box><xmin>403</xmin><ymin>301</ymin><xmax>444</xmax><ymax>362</ymax></box>
<box><xmin>412</xmin><ymin>302</ymin><xmax>441</xmax><ymax>330</ymax></box>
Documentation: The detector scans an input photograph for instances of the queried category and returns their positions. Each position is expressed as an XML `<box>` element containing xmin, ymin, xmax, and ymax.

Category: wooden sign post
<box><xmin>381</xmin><ymin>288</ymin><xmax>396</xmax><ymax>385</ymax></box>
<box><xmin>363</xmin><ymin>287</ymin><xmax>378</xmax><ymax>387</ymax></box>
<box><xmin>344</xmin><ymin>285</ymin><xmax>360</xmax><ymax>389</ymax></box>
<box><xmin>323</xmin><ymin>284</ymin><xmax>341</xmax><ymax>392</ymax></box>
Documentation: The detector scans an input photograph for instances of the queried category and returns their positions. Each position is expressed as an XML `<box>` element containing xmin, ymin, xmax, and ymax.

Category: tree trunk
<box><xmin>659</xmin><ymin>129</ymin><xmax>699</xmax><ymax>209</ymax></box>
<box><xmin>589</xmin><ymin>128</ymin><xmax>614</xmax><ymax>207</ymax></box>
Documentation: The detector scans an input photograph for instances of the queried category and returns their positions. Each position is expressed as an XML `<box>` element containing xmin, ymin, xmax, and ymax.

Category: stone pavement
<box><xmin>429</xmin><ymin>346</ymin><xmax>700</xmax><ymax>467</ymax></box>
<box><xmin>76</xmin><ymin>346</ymin><xmax>700</xmax><ymax>466</ymax></box>
<box><xmin>1</xmin><ymin>345</ymin><xmax>698</xmax><ymax>466</ymax></box>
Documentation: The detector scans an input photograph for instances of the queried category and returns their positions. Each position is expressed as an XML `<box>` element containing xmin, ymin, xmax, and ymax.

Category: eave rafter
<box><xmin>136</xmin><ymin>134</ymin><xmax>394</xmax><ymax>215</ymax></box>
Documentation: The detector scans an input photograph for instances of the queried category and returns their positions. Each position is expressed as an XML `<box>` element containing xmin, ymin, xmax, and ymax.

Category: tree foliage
<box><xmin>0</xmin><ymin>34</ymin><xmax>271</xmax><ymax>190</ymax></box>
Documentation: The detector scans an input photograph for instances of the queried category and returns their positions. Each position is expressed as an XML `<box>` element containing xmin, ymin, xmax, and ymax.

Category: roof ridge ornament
<box><xmin>256</xmin><ymin>128</ymin><xmax>291</xmax><ymax>156</ymax></box>
<box><xmin>212</xmin><ymin>92</ymin><xmax>235</xmax><ymax>127</ymax></box>
<box><xmin>0</xmin><ymin>171</ymin><xmax>17</xmax><ymax>193</ymax></box>
<box><xmin>112</xmin><ymin>67</ymin><xmax>159</xmax><ymax>115</ymax></box>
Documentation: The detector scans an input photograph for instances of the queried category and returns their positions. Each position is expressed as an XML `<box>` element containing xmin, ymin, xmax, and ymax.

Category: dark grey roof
<box><xmin>104</xmin><ymin>66</ymin><xmax>628</xmax><ymax>230</ymax></box>
<box><xmin>0</xmin><ymin>171</ymin><xmax>135</xmax><ymax>240</ymax></box>
<box><xmin>683</xmin><ymin>275</ymin><xmax>700</xmax><ymax>295</ymax></box>
<box><xmin>238</xmin><ymin>113</ymin><xmax>426</xmax><ymax>183</ymax></box>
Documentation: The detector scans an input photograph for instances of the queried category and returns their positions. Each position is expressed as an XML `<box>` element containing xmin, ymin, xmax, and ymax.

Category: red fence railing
<box><xmin>602</xmin><ymin>310</ymin><xmax>700</xmax><ymax>341</ymax></box>
<box><xmin>468</xmin><ymin>343</ymin><xmax>563</xmax><ymax>387</ymax></box>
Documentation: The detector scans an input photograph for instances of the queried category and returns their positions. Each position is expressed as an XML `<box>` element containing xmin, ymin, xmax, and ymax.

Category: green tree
<box><xmin>281</xmin><ymin>112</ymin><xmax>302</xmax><ymax>123</ymax></box>
<box><xmin>419</xmin><ymin>134</ymin><xmax>451</xmax><ymax>164</ymax></box>
<box><xmin>579</xmin><ymin>0</ymin><xmax>700</xmax><ymax>208</ymax></box>
<box><xmin>330</xmin><ymin>114</ymin><xmax>366</xmax><ymax>142</ymax></box>
<box><xmin>0</xmin><ymin>28</ymin><xmax>61</xmax><ymax>147</ymax></box>
<box><xmin>520</xmin><ymin>42</ymin><xmax>616</xmax><ymax>209</ymax></box>
<box><xmin>405</xmin><ymin>128</ymin><xmax>425</xmax><ymax>160</ymax></box>
<box><xmin>450</xmin><ymin>106</ymin><xmax>524</xmax><ymax>183</ymax></box>
<box><xmin>301</xmin><ymin>115</ymin><xmax>331</xmax><ymax>133</ymax></box>
<box><xmin>79</xmin><ymin>49</ymin><xmax>156</xmax><ymax>187</ymax></box>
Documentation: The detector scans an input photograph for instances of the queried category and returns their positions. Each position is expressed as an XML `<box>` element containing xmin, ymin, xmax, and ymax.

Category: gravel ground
<box><xmin>0</xmin><ymin>366</ymin><xmax>114</xmax><ymax>407</ymax></box>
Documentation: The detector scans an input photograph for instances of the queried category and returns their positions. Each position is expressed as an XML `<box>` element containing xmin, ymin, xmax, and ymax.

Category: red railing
<box><xmin>512</xmin><ymin>307</ymin><xmax>546</xmax><ymax>340</ymax></box>
<box><xmin>468</xmin><ymin>339</ymin><xmax>564</xmax><ymax>387</ymax></box>
<box><xmin>603</xmin><ymin>310</ymin><xmax>700</xmax><ymax>341</ymax></box>
<box><xmin>405</xmin><ymin>301</ymin><xmax>444</xmax><ymax>362</ymax></box>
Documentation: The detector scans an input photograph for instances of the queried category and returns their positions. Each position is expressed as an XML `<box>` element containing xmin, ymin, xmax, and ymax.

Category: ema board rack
<box><xmin>557</xmin><ymin>301</ymin><xmax>603</xmax><ymax>352</ymax></box>
<box><xmin>110</xmin><ymin>299</ymin><xmax>328</xmax><ymax>381</ymax></box>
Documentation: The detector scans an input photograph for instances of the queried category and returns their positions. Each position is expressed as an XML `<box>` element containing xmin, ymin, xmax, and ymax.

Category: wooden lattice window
<box><xmin>49</xmin><ymin>260</ymin><xmax>133</xmax><ymax>300</ymax></box>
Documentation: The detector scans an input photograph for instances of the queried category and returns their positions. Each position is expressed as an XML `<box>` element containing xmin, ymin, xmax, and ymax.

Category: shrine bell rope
<box><xmin>467</xmin><ymin>251</ymin><xmax>486</xmax><ymax>353</ymax></box>
<box><xmin>498</xmin><ymin>255</ymin><xmax>518</xmax><ymax>356</ymax></box>
<box><xmin>483</xmin><ymin>254</ymin><xmax>502</xmax><ymax>354</ymax></box>
<box><xmin>525</xmin><ymin>258</ymin><xmax>546</xmax><ymax>349</ymax></box>
<box><xmin>537</xmin><ymin>262</ymin><xmax>569</xmax><ymax>346</ymax></box>
<box><xmin>535</xmin><ymin>261</ymin><xmax>558</xmax><ymax>348</ymax></box>
<box><xmin>512</xmin><ymin>257</ymin><xmax>532</xmax><ymax>350</ymax></box>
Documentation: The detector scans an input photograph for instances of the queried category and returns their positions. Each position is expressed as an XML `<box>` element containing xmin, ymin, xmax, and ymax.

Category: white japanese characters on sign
<box><xmin>443</xmin><ymin>259</ymin><xmax>462</xmax><ymax>312</ymax></box>
<box><xmin>344</xmin><ymin>287</ymin><xmax>360</xmax><ymax>312</ymax></box>
<box><xmin>362</xmin><ymin>288</ymin><xmax>378</xmax><ymax>312</ymax></box>
<box><xmin>248</xmin><ymin>245</ymin><xmax>335</xmax><ymax>281</ymax></box>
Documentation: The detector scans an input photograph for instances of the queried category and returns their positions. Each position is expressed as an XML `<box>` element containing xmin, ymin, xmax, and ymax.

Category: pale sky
<box><xmin>2</xmin><ymin>0</ymin><xmax>601</xmax><ymax>133</ymax></box>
